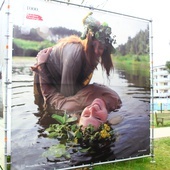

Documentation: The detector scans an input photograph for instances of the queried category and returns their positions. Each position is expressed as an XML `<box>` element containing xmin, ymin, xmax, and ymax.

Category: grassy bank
<box><xmin>113</xmin><ymin>54</ymin><xmax>150</xmax><ymax>76</ymax></box>
<box><xmin>13</xmin><ymin>38</ymin><xmax>54</xmax><ymax>51</ymax></box>
<box><xmin>114</xmin><ymin>54</ymin><xmax>149</xmax><ymax>63</ymax></box>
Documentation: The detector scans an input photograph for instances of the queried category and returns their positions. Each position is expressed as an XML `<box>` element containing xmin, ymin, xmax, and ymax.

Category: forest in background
<box><xmin>13</xmin><ymin>25</ymin><xmax>81</xmax><ymax>56</ymax></box>
<box><xmin>13</xmin><ymin>25</ymin><xmax>149</xmax><ymax>61</ymax></box>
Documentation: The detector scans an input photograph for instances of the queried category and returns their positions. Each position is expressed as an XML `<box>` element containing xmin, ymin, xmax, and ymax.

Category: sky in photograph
<box><xmin>103</xmin><ymin>0</ymin><xmax>170</xmax><ymax>66</ymax></box>
<box><xmin>10</xmin><ymin>0</ymin><xmax>170</xmax><ymax>66</ymax></box>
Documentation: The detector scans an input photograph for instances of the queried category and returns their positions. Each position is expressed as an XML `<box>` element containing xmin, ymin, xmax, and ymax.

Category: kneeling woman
<box><xmin>32</xmin><ymin>48</ymin><xmax>122</xmax><ymax>130</ymax></box>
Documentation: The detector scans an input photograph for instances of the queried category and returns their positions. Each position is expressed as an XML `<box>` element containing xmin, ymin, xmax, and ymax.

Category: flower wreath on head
<box><xmin>81</xmin><ymin>12</ymin><xmax>116</xmax><ymax>47</ymax></box>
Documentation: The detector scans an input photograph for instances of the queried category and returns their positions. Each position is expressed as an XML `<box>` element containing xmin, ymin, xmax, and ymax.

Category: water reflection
<box><xmin>115</xmin><ymin>62</ymin><xmax>150</xmax><ymax>90</ymax></box>
<box><xmin>11</xmin><ymin>65</ymin><xmax>150</xmax><ymax>170</ymax></box>
<box><xmin>12</xmin><ymin>66</ymin><xmax>33</xmax><ymax>76</ymax></box>
<box><xmin>113</xmin><ymin>62</ymin><xmax>150</xmax><ymax>104</ymax></box>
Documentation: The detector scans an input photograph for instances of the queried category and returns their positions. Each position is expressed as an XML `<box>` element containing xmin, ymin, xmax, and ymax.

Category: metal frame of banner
<box><xmin>49</xmin><ymin>0</ymin><xmax>155</xmax><ymax>168</ymax></box>
<box><xmin>51</xmin><ymin>0</ymin><xmax>151</xmax><ymax>22</ymax></box>
<box><xmin>1</xmin><ymin>0</ymin><xmax>12</xmax><ymax>170</ymax></box>
<box><xmin>149</xmin><ymin>20</ymin><xmax>155</xmax><ymax>164</ymax></box>
<box><xmin>2</xmin><ymin>0</ymin><xmax>154</xmax><ymax>169</ymax></box>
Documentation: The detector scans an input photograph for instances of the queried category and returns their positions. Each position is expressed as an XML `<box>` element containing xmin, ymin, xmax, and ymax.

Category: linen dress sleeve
<box><xmin>60</xmin><ymin>44</ymin><xmax>84</xmax><ymax>97</ymax></box>
<box><xmin>32</xmin><ymin>63</ymin><xmax>84</xmax><ymax>112</ymax></box>
<box><xmin>32</xmin><ymin>64</ymin><xmax>56</xmax><ymax>95</ymax></box>
<box><xmin>32</xmin><ymin>64</ymin><xmax>66</xmax><ymax>108</ymax></box>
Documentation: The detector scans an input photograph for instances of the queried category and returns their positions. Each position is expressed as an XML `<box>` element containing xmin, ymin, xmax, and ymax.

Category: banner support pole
<box><xmin>3</xmin><ymin>0</ymin><xmax>12</xmax><ymax>169</ymax></box>
<box><xmin>149</xmin><ymin>19</ymin><xmax>155</xmax><ymax>164</ymax></box>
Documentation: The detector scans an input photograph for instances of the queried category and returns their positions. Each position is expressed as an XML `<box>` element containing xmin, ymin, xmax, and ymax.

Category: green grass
<box><xmin>114</xmin><ymin>54</ymin><xmax>149</xmax><ymax>63</ymax></box>
<box><xmin>113</xmin><ymin>55</ymin><xmax>150</xmax><ymax>77</ymax></box>
<box><xmin>93</xmin><ymin>137</ymin><xmax>170</xmax><ymax>170</ymax></box>
<box><xmin>13</xmin><ymin>39</ymin><xmax>41</xmax><ymax>50</ymax></box>
<box><xmin>13</xmin><ymin>38</ymin><xmax>54</xmax><ymax>50</ymax></box>
<box><xmin>154</xmin><ymin>119</ymin><xmax>170</xmax><ymax>128</ymax></box>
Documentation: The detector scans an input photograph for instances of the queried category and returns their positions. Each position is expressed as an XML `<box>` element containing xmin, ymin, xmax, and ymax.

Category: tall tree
<box><xmin>116</xmin><ymin>27</ymin><xmax>149</xmax><ymax>56</ymax></box>
<box><xmin>165</xmin><ymin>61</ymin><xmax>170</xmax><ymax>73</ymax></box>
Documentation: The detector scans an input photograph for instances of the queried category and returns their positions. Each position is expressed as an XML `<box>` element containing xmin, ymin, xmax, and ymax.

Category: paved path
<box><xmin>154</xmin><ymin>127</ymin><xmax>170</xmax><ymax>138</ymax></box>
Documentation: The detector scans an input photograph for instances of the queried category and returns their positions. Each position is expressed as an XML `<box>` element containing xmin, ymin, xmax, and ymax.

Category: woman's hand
<box><xmin>36</xmin><ymin>47</ymin><xmax>52</xmax><ymax>65</ymax></box>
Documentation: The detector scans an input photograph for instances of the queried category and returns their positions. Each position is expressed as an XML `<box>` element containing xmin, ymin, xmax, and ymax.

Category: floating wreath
<box><xmin>43</xmin><ymin>112</ymin><xmax>115</xmax><ymax>160</ymax></box>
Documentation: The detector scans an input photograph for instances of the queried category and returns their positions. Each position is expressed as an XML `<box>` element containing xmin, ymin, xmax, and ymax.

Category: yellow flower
<box><xmin>104</xmin><ymin>124</ymin><xmax>110</xmax><ymax>131</ymax></box>
<box><xmin>74</xmin><ymin>138</ymin><xmax>78</xmax><ymax>144</ymax></box>
<box><xmin>100</xmin><ymin>129</ymin><xmax>110</xmax><ymax>139</ymax></box>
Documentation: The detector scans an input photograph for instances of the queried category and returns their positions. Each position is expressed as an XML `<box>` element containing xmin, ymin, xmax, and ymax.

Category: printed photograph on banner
<box><xmin>11</xmin><ymin>0</ymin><xmax>150</xmax><ymax>169</ymax></box>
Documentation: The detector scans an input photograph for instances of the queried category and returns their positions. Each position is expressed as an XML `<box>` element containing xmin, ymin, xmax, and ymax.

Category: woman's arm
<box><xmin>32</xmin><ymin>48</ymin><xmax>83</xmax><ymax>112</ymax></box>
<box><xmin>32</xmin><ymin>48</ymin><xmax>65</xmax><ymax>107</ymax></box>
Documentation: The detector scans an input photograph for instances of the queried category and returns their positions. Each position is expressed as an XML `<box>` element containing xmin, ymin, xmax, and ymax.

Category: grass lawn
<box><xmin>92</xmin><ymin>137</ymin><xmax>170</xmax><ymax>170</ymax></box>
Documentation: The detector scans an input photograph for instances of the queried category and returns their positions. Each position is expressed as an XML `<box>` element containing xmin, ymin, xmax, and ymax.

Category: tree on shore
<box><xmin>165</xmin><ymin>61</ymin><xmax>170</xmax><ymax>73</ymax></box>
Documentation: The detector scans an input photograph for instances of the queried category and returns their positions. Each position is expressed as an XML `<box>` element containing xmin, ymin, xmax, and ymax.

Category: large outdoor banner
<box><xmin>11</xmin><ymin>0</ymin><xmax>151</xmax><ymax>169</ymax></box>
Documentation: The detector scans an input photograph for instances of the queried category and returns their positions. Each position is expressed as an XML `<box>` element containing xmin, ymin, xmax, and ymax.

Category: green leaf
<box><xmin>64</xmin><ymin>152</ymin><xmax>71</xmax><ymax>159</ymax></box>
<box><xmin>48</xmin><ymin>132</ymin><xmax>58</xmax><ymax>138</ymax></box>
<box><xmin>71</xmin><ymin>124</ymin><xmax>77</xmax><ymax>131</ymax></box>
<box><xmin>46</xmin><ymin>126</ymin><xmax>54</xmax><ymax>132</ymax></box>
<box><xmin>42</xmin><ymin>144</ymin><xmax>68</xmax><ymax>158</ymax></box>
<box><xmin>66</xmin><ymin>116</ymin><xmax>77</xmax><ymax>123</ymax></box>
<box><xmin>102</xmin><ymin>22</ymin><xmax>108</xmax><ymax>27</ymax></box>
<box><xmin>75</xmin><ymin>130</ymin><xmax>83</xmax><ymax>138</ymax></box>
<box><xmin>52</xmin><ymin>114</ymin><xmax>64</xmax><ymax>124</ymax></box>
<box><xmin>51</xmin><ymin>112</ymin><xmax>77</xmax><ymax>125</ymax></box>
<box><xmin>67</xmin><ymin>131</ymin><xmax>74</xmax><ymax>139</ymax></box>
<box><xmin>79</xmin><ymin>147</ymin><xmax>91</xmax><ymax>153</ymax></box>
<box><xmin>63</xmin><ymin>113</ymin><xmax>68</xmax><ymax>123</ymax></box>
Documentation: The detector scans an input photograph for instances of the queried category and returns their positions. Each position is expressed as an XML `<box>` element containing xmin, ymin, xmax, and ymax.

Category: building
<box><xmin>153</xmin><ymin>65</ymin><xmax>170</xmax><ymax>111</ymax></box>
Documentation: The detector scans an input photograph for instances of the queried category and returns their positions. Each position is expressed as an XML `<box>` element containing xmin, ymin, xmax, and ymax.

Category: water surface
<box><xmin>10</xmin><ymin>64</ymin><xmax>150</xmax><ymax>170</ymax></box>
